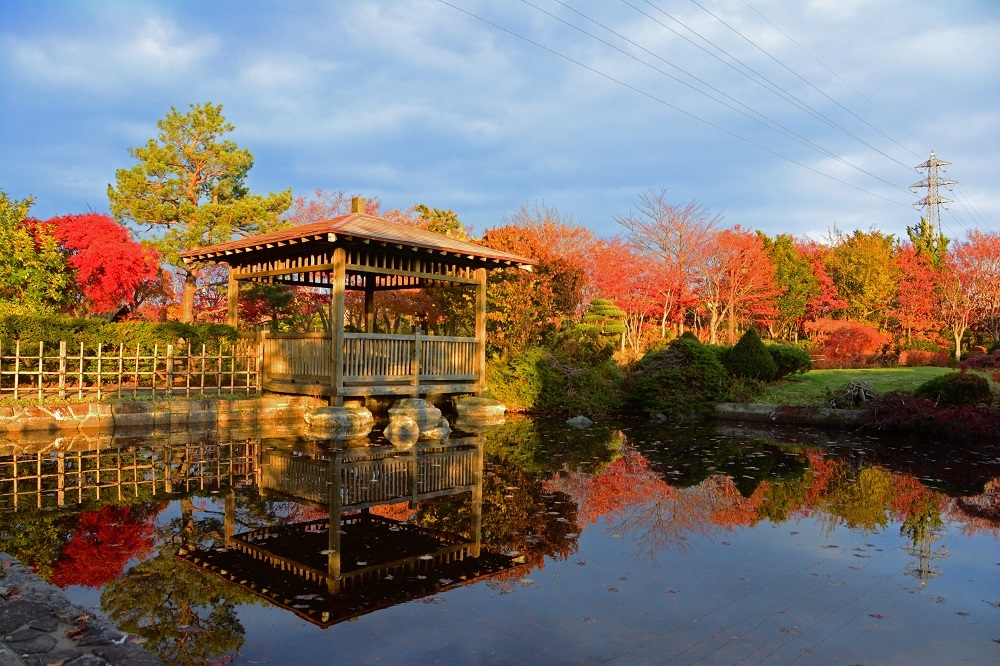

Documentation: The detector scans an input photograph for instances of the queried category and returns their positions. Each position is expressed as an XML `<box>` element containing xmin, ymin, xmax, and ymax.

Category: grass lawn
<box><xmin>757</xmin><ymin>366</ymin><xmax>955</xmax><ymax>406</ymax></box>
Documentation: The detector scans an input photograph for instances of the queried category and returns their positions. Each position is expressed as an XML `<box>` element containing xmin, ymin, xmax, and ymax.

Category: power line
<box><xmin>688</xmin><ymin>0</ymin><xmax>920</xmax><ymax>168</ymax></box>
<box><xmin>435</xmin><ymin>1</ymin><xmax>912</xmax><ymax>209</ymax></box>
<box><xmin>634</xmin><ymin>0</ymin><xmax>915</xmax><ymax>173</ymax></box>
<box><xmin>737</xmin><ymin>0</ymin><xmax>928</xmax><ymax>160</ymax></box>
<box><xmin>527</xmin><ymin>0</ymin><xmax>908</xmax><ymax>194</ymax></box>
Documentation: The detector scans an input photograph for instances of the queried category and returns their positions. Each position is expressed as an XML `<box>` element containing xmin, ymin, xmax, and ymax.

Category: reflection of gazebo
<box><xmin>178</xmin><ymin>198</ymin><xmax>535</xmax><ymax>404</ymax></box>
<box><xmin>176</xmin><ymin>437</ymin><xmax>525</xmax><ymax>627</ymax></box>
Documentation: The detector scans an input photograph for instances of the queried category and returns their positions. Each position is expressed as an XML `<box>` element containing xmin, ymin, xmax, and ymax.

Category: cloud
<box><xmin>4</xmin><ymin>11</ymin><xmax>216</xmax><ymax>92</ymax></box>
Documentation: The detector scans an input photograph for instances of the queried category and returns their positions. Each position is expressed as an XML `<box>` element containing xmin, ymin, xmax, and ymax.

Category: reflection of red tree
<box><xmin>547</xmin><ymin>450</ymin><xmax>674</xmax><ymax>525</ymax></box>
<box><xmin>949</xmin><ymin>478</ymin><xmax>1000</xmax><ymax>537</ymax></box>
<box><xmin>799</xmin><ymin>451</ymin><xmax>837</xmax><ymax>515</ymax></box>
<box><xmin>370</xmin><ymin>502</ymin><xmax>414</xmax><ymax>522</ymax></box>
<box><xmin>706</xmin><ymin>477</ymin><xmax>769</xmax><ymax>528</ymax></box>
<box><xmin>50</xmin><ymin>504</ymin><xmax>159</xmax><ymax>589</ymax></box>
<box><xmin>890</xmin><ymin>474</ymin><xmax>947</xmax><ymax>522</ymax></box>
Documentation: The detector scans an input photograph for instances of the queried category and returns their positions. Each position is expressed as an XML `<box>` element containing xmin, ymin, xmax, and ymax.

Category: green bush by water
<box><xmin>623</xmin><ymin>336</ymin><xmax>730</xmax><ymax>416</ymax></box>
<box><xmin>486</xmin><ymin>328</ymin><xmax>624</xmax><ymax>415</ymax></box>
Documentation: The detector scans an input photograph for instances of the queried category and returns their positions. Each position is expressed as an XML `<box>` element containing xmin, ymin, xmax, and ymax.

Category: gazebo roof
<box><xmin>178</xmin><ymin>212</ymin><xmax>536</xmax><ymax>269</ymax></box>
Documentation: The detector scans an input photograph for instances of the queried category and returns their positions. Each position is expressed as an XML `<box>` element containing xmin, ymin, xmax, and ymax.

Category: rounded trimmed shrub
<box><xmin>914</xmin><ymin>371</ymin><xmax>992</xmax><ymax>406</ymax></box>
<box><xmin>767</xmin><ymin>344</ymin><xmax>812</xmax><ymax>378</ymax></box>
<box><xmin>623</xmin><ymin>336</ymin><xmax>730</xmax><ymax>416</ymax></box>
<box><xmin>723</xmin><ymin>329</ymin><xmax>777</xmax><ymax>381</ymax></box>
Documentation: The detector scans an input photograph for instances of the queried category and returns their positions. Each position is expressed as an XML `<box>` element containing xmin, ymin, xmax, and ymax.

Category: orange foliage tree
<box><xmin>589</xmin><ymin>239</ymin><xmax>663</xmax><ymax>355</ymax></box>
<box><xmin>480</xmin><ymin>203</ymin><xmax>594</xmax><ymax>356</ymax></box>
<box><xmin>938</xmin><ymin>231</ymin><xmax>1000</xmax><ymax>360</ymax></box>
<box><xmin>696</xmin><ymin>226</ymin><xmax>783</xmax><ymax>344</ymax></box>
<box><xmin>615</xmin><ymin>189</ymin><xmax>720</xmax><ymax>338</ymax></box>
<box><xmin>892</xmin><ymin>243</ymin><xmax>943</xmax><ymax>345</ymax></box>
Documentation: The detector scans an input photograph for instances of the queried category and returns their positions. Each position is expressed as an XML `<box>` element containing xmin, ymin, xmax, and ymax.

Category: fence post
<box><xmin>96</xmin><ymin>344</ymin><xmax>102</xmax><ymax>401</ymax></box>
<box><xmin>58</xmin><ymin>341</ymin><xmax>66</xmax><ymax>399</ymax></box>
<box><xmin>37</xmin><ymin>340</ymin><xmax>44</xmax><ymax>402</ymax></box>
<box><xmin>166</xmin><ymin>344</ymin><xmax>174</xmax><ymax>398</ymax></box>
<box><xmin>13</xmin><ymin>340</ymin><xmax>20</xmax><ymax>401</ymax></box>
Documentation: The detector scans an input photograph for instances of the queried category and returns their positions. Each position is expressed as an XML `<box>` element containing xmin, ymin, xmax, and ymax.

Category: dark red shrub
<box><xmin>899</xmin><ymin>349</ymin><xmax>950</xmax><ymax>367</ymax></box>
<box><xmin>868</xmin><ymin>390</ymin><xmax>1000</xmax><ymax>444</ymax></box>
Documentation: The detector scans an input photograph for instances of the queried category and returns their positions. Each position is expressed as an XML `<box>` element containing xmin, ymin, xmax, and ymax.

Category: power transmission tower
<box><xmin>910</xmin><ymin>151</ymin><xmax>956</xmax><ymax>238</ymax></box>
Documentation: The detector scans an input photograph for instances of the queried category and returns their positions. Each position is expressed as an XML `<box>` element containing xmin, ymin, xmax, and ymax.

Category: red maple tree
<box><xmin>46</xmin><ymin>213</ymin><xmax>161</xmax><ymax>316</ymax></box>
<box><xmin>50</xmin><ymin>503</ymin><xmax>159</xmax><ymax>589</ymax></box>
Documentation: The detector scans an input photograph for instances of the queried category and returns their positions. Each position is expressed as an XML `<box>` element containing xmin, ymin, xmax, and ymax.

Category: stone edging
<box><xmin>0</xmin><ymin>395</ymin><xmax>327</xmax><ymax>433</ymax></box>
<box><xmin>713</xmin><ymin>402</ymin><xmax>866</xmax><ymax>427</ymax></box>
<box><xmin>0</xmin><ymin>553</ymin><xmax>162</xmax><ymax>665</ymax></box>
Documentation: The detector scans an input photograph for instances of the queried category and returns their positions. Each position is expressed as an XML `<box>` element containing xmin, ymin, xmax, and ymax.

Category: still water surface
<box><xmin>1</xmin><ymin>417</ymin><xmax>997</xmax><ymax>664</ymax></box>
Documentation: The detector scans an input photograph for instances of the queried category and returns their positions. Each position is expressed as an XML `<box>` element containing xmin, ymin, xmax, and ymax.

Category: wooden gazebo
<box><xmin>179</xmin><ymin>198</ymin><xmax>534</xmax><ymax>404</ymax></box>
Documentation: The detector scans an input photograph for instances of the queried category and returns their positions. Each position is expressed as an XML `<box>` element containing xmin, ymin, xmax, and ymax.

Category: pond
<box><xmin>0</xmin><ymin>416</ymin><xmax>998</xmax><ymax>664</ymax></box>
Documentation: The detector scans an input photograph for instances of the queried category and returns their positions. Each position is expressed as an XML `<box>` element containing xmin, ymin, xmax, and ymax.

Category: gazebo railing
<box><xmin>263</xmin><ymin>331</ymin><xmax>479</xmax><ymax>388</ymax></box>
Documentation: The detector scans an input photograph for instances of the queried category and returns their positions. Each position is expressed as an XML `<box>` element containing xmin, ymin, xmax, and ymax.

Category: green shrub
<box><xmin>623</xmin><ymin>337</ymin><xmax>730</xmax><ymax>417</ymax></box>
<box><xmin>548</xmin><ymin>326</ymin><xmax>615</xmax><ymax>366</ymax></box>
<box><xmin>486</xmin><ymin>345</ymin><xmax>623</xmax><ymax>415</ymax></box>
<box><xmin>0</xmin><ymin>315</ymin><xmax>240</xmax><ymax>353</ymax></box>
<box><xmin>723</xmin><ymin>329</ymin><xmax>777</xmax><ymax>381</ymax></box>
<box><xmin>486</xmin><ymin>347</ymin><xmax>546</xmax><ymax>412</ymax></box>
<box><xmin>767</xmin><ymin>344</ymin><xmax>812</xmax><ymax>379</ymax></box>
<box><xmin>914</xmin><ymin>372</ymin><xmax>992</xmax><ymax>406</ymax></box>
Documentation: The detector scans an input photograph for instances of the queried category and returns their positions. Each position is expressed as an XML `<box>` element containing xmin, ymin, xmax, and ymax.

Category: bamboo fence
<box><xmin>0</xmin><ymin>337</ymin><xmax>261</xmax><ymax>401</ymax></box>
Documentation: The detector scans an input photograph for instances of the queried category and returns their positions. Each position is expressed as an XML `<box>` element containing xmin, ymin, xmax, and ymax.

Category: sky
<box><xmin>2</xmin><ymin>0</ymin><xmax>998</xmax><ymax>243</ymax></box>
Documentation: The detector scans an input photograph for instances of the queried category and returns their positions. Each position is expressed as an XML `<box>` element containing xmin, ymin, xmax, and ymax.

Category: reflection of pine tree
<box><xmin>101</xmin><ymin>496</ymin><xmax>262</xmax><ymax>665</ymax></box>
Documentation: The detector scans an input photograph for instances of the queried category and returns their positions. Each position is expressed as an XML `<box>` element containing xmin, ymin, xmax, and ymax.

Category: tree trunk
<box><xmin>181</xmin><ymin>269</ymin><xmax>199</xmax><ymax>323</ymax></box>
<box><xmin>708</xmin><ymin>307</ymin><xmax>719</xmax><ymax>345</ymax></box>
<box><xmin>727</xmin><ymin>307</ymin><xmax>736</xmax><ymax>344</ymax></box>
<box><xmin>953</xmin><ymin>327</ymin><xmax>964</xmax><ymax>362</ymax></box>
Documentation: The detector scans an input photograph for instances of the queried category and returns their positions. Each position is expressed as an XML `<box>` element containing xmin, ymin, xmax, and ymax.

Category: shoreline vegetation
<box><xmin>1</xmin><ymin>316</ymin><xmax>998</xmax><ymax>446</ymax></box>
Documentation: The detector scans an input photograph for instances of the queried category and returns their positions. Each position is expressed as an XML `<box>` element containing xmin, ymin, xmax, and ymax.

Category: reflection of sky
<box><xmin>221</xmin><ymin>508</ymin><xmax>998</xmax><ymax>664</ymax></box>
<box><xmin>6</xmin><ymin>421</ymin><xmax>997</xmax><ymax>664</ymax></box>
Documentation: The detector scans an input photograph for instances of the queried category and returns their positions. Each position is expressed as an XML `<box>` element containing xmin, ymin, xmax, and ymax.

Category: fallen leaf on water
<box><xmin>869</xmin><ymin>614</ymin><xmax>884</xmax><ymax>619</ymax></box>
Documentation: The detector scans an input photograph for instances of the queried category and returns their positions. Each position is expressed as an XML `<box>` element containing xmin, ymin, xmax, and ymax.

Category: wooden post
<box><xmin>411</xmin><ymin>327</ymin><xmax>422</xmax><ymax>393</ymax></box>
<box><xmin>364</xmin><ymin>275</ymin><xmax>375</xmax><ymax>333</ymax></box>
<box><xmin>227</xmin><ymin>267</ymin><xmax>239</xmax><ymax>327</ymax></box>
<box><xmin>330</xmin><ymin>248</ymin><xmax>346</xmax><ymax>406</ymax></box>
<box><xmin>224</xmin><ymin>489</ymin><xmax>235</xmax><ymax>547</ymax></box>
<box><xmin>471</xmin><ymin>436</ymin><xmax>484</xmax><ymax>557</ymax></box>
<box><xmin>13</xmin><ymin>340</ymin><xmax>19</xmax><ymax>401</ymax></box>
<box><xmin>37</xmin><ymin>341</ymin><xmax>44</xmax><ymax>402</ymax></box>
<box><xmin>258</xmin><ymin>330</ymin><xmax>267</xmax><ymax>389</ymax></box>
<box><xmin>58</xmin><ymin>341</ymin><xmax>66</xmax><ymax>399</ymax></box>
<box><xmin>327</xmin><ymin>453</ymin><xmax>343</xmax><ymax>594</ymax></box>
<box><xmin>166</xmin><ymin>344</ymin><xmax>174</xmax><ymax>398</ymax></box>
<box><xmin>474</xmin><ymin>267</ymin><xmax>487</xmax><ymax>396</ymax></box>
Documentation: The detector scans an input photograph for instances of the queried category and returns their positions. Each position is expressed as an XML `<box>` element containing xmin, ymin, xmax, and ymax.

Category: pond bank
<box><xmin>0</xmin><ymin>395</ymin><xmax>326</xmax><ymax>433</ymax></box>
<box><xmin>713</xmin><ymin>402</ymin><xmax>865</xmax><ymax>427</ymax></box>
<box><xmin>0</xmin><ymin>553</ymin><xmax>161</xmax><ymax>665</ymax></box>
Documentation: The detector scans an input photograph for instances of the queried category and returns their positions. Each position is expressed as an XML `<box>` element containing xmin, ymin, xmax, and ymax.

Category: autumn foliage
<box><xmin>45</xmin><ymin>213</ymin><xmax>161</xmax><ymax>316</ymax></box>
<box><xmin>50</xmin><ymin>503</ymin><xmax>158</xmax><ymax>589</ymax></box>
